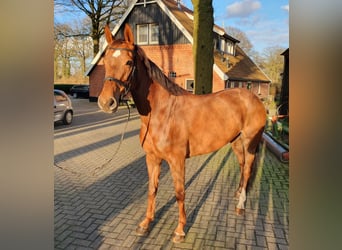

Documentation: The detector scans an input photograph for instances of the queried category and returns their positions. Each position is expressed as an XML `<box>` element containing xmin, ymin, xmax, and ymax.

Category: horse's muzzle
<box><xmin>109</xmin><ymin>97</ymin><xmax>118</xmax><ymax>111</ymax></box>
<box><xmin>98</xmin><ymin>96</ymin><xmax>118</xmax><ymax>113</ymax></box>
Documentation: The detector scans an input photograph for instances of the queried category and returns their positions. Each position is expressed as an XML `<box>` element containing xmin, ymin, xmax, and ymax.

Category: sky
<box><xmin>55</xmin><ymin>0</ymin><xmax>289</xmax><ymax>54</ymax></box>
<box><xmin>181</xmin><ymin>0</ymin><xmax>289</xmax><ymax>53</ymax></box>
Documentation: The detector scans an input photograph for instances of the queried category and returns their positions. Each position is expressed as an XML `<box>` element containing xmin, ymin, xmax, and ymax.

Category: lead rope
<box><xmin>91</xmin><ymin>101</ymin><xmax>131</xmax><ymax>175</ymax></box>
<box><xmin>54</xmin><ymin>101</ymin><xmax>131</xmax><ymax>177</ymax></box>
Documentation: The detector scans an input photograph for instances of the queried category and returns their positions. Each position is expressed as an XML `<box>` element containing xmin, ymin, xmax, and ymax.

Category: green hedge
<box><xmin>54</xmin><ymin>84</ymin><xmax>75</xmax><ymax>94</ymax></box>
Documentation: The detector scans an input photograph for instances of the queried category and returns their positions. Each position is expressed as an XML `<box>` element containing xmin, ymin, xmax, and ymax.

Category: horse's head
<box><xmin>98</xmin><ymin>24</ymin><xmax>136</xmax><ymax>113</ymax></box>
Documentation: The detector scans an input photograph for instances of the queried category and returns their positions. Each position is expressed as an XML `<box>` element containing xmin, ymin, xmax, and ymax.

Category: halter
<box><xmin>103</xmin><ymin>46</ymin><xmax>137</xmax><ymax>97</ymax></box>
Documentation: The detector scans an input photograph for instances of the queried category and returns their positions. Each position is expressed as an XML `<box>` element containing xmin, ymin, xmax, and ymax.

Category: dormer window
<box><xmin>220</xmin><ymin>38</ymin><xmax>226</xmax><ymax>52</ymax></box>
<box><xmin>219</xmin><ymin>38</ymin><xmax>235</xmax><ymax>55</ymax></box>
<box><xmin>217</xmin><ymin>36</ymin><xmax>236</xmax><ymax>56</ymax></box>
<box><xmin>226</xmin><ymin>40</ymin><xmax>235</xmax><ymax>55</ymax></box>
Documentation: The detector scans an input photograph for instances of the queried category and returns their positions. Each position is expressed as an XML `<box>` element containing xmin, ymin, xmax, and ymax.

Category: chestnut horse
<box><xmin>98</xmin><ymin>24</ymin><xmax>266</xmax><ymax>243</ymax></box>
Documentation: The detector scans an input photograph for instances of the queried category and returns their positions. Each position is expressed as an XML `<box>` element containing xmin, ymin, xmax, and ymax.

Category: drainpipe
<box><xmin>262</xmin><ymin>132</ymin><xmax>289</xmax><ymax>163</ymax></box>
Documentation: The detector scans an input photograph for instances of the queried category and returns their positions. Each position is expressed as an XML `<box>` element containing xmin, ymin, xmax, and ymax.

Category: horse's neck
<box><xmin>131</xmin><ymin>84</ymin><xmax>150</xmax><ymax>116</ymax></box>
<box><xmin>131</xmin><ymin>64</ymin><xmax>151</xmax><ymax>116</ymax></box>
<box><xmin>131</xmin><ymin>59</ymin><xmax>170</xmax><ymax>116</ymax></box>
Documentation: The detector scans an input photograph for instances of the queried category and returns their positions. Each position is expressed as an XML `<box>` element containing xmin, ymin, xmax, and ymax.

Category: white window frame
<box><xmin>137</xmin><ymin>23</ymin><xmax>159</xmax><ymax>45</ymax></box>
<box><xmin>220</xmin><ymin>38</ymin><xmax>226</xmax><ymax>52</ymax></box>
<box><xmin>137</xmin><ymin>24</ymin><xmax>148</xmax><ymax>45</ymax></box>
<box><xmin>227</xmin><ymin>40</ymin><xmax>234</xmax><ymax>55</ymax></box>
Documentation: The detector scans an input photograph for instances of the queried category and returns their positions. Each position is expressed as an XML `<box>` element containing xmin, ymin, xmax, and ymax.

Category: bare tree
<box><xmin>55</xmin><ymin>0</ymin><xmax>131</xmax><ymax>54</ymax></box>
<box><xmin>261</xmin><ymin>46</ymin><xmax>285</xmax><ymax>84</ymax></box>
<box><xmin>248</xmin><ymin>49</ymin><xmax>264</xmax><ymax>68</ymax></box>
<box><xmin>191</xmin><ymin>0</ymin><xmax>214</xmax><ymax>94</ymax></box>
<box><xmin>225</xmin><ymin>26</ymin><xmax>253</xmax><ymax>54</ymax></box>
<box><xmin>54</xmin><ymin>21</ymin><xmax>93</xmax><ymax>82</ymax></box>
<box><xmin>54</xmin><ymin>24</ymin><xmax>74</xmax><ymax>80</ymax></box>
<box><xmin>72</xmin><ymin>19</ymin><xmax>94</xmax><ymax>76</ymax></box>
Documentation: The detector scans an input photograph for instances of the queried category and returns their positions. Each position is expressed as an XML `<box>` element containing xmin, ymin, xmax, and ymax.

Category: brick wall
<box><xmin>250</xmin><ymin>82</ymin><xmax>269</xmax><ymax>100</ymax></box>
<box><xmin>212</xmin><ymin>72</ymin><xmax>225</xmax><ymax>93</ymax></box>
<box><xmin>141</xmin><ymin>44</ymin><xmax>194</xmax><ymax>89</ymax></box>
<box><xmin>89</xmin><ymin>58</ymin><xmax>105</xmax><ymax>101</ymax></box>
<box><xmin>89</xmin><ymin>44</ymin><xmax>226</xmax><ymax>100</ymax></box>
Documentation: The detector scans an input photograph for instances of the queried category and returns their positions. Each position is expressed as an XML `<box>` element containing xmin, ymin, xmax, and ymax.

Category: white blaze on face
<box><xmin>112</xmin><ymin>50</ymin><xmax>121</xmax><ymax>58</ymax></box>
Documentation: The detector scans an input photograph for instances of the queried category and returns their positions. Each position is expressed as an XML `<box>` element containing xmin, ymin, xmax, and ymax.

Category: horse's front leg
<box><xmin>168</xmin><ymin>157</ymin><xmax>186</xmax><ymax>243</ymax></box>
<box><xmin>136</xmin><ymin>154</ymin><xmax>161</xmax><ymax>236</ymax></box>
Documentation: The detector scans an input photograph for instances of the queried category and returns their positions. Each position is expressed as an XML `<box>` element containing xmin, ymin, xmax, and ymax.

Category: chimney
<box><xmin>177</xmin><ymin>0</ymin><xmax>181</xmax><ymax>9</ymax></box>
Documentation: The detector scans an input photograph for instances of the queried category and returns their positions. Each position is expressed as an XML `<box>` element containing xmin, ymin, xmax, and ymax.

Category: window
<box><xmin>247</xmin><ymin>82</ymin><xmax>252</xmax><ymax>90</ymax></box>
<box><xmin>54</xmin><ymin>92</ymin><xmax>67</xmax><ymax>102</ymax></box>
<box><xmin>218</xmin><ymin>37</ymin><xmax>235</xmax><ymax>55</ymax></box>
<box><xmin>227</xmin><ymin>41</ymin><xmax>234</xmax><ymax>55</ymax></box>
<box><xmin>137</xmin><ymin>24</ymin><xmax>159</xmax><ymax>45</ymax></box>
<box><xmin>225</xmin><ymin>80</ymin><xmax>229</xmax><ymax>89</ymax></box>
<box><xmin>168</xmin><ymin>71</ymin><xmax>176</xmax><ymax>78</ymax></box>
<box><xmin>185</xmin><ymin>79</ymin><xmax>194</xmax><ymax>93</ymax></box>
<box><xmin>137</xmin><ymin>24</ymin><xmax>148</xmax><ymax>45</ymax></box>
<box><xmin>149</xmin><ymin>24</ymin><xmax>159</xmax><ymax>44</ymax></box>
<box><xmin>220</xmin><ymin>39</ymin><xmax>225</xmax><ymax>52</ymax></box>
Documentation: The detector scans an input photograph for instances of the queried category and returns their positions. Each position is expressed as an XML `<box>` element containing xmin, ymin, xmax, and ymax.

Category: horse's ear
<box><xmin>104</xmin><ymin>25</ymin><xmax>113</xmax><ymax>44</ymax></box>
<box><xmin>124</xmin><ymin>23</ymin><xmax>134</xmax><ymax>45</ymax></box>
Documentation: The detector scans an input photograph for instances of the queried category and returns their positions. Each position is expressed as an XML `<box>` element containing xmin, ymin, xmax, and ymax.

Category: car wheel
<box><xmin>63</xmin><ymin>110</ymin><xmax>73</xmax><ymax>125</ymax></box>
<box><xmin>73</xmin><ymin>93</ymin><xmax>78</xmax><ymax>98</ymax></box>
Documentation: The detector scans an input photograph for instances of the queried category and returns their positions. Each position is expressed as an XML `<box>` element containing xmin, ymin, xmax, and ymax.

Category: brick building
<box><xmin>85</xmin><ymin>0</ymin><xmax>271</xmax><ymax>101</ymax></box>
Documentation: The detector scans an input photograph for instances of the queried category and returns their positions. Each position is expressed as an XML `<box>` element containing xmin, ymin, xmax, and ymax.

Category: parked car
<box><xmin>70</xmin><ymin>84</ymin><xmax>89</xmax><ymax>98</ymax></box>
<box><xmin>54</xmin><ymin>89</ymin><xmax>73</xmax><ymax>125</ymax></box>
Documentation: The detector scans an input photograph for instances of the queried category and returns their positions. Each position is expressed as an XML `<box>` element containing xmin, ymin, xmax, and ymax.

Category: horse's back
<box><xmin>186</xmin><ymin>88</ymin><xmax>265</xmax><ymax>126</ymax></box>
<box><xmin>217</xmin><ymin>88</ymin><xmax>265</xmax><ymax>120</ymax></box>
<box><xmin>174</xmin><ymin>88</ymin><xmax>266</xmax><ymax>156</ymax></box>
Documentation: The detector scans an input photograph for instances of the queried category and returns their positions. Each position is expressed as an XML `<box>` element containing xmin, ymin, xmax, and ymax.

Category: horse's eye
<box><xmin>126</xmin><ymin>60</ymin><xmax>133</xmax><ymax>67</ymax></box>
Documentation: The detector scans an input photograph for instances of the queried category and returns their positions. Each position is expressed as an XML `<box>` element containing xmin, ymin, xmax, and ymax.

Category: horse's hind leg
<box><xmin>136</xmin><ymin>154</ymin><xmax>162</xmax><ymax>236</ymax></box>
<box><xmin>231</xmin><ymin>136</ymin><xmax>245</xmax><ymax>199</ymax></box>
<box><xmin>233</xmin><ymin>131</ymin><xmax>262</xmax><ymax>215</ymax></box>
<box><xmin>235</xmin><ymin>149</ymin><xmax>255</xmax><ymax>215</ymax></box>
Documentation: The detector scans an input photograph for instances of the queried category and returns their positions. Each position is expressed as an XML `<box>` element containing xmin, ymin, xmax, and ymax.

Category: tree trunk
<box><xmin>192</xmin><ymin>0</ymin><xmax>214</xmax><ymax>94</ymax></box>
<box><xmin>92</xmin><ymin>35</ymin><xmax>100</xmax><ymax>55</ymax></box>
<box><xmin>92</xmin><ymin>21</ymin><xmax>100</xmax><ymax>55</ymax></box>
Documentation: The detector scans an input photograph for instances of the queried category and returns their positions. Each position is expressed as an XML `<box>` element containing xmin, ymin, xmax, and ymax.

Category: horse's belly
<box><xmin>188</xmin><ymin>129</ymin><xmax>238</xmax><ymax>157</ymax></box>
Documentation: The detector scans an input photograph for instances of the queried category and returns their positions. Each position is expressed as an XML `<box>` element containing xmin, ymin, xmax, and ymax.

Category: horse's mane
<box><xmin>136</xmin><ymin>46</ymin><xmax>190</xmax><ymax>96</ymax></box>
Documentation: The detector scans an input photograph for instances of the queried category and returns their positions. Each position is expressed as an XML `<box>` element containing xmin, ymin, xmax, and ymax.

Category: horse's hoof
<box><xmin>136</xmin><ymin>226</ymin><xmax>149</xmax><ymax>236</ymax></box>
<box><xmin>235</xmin><ymin>207</ymin><xmax>245</xmax><ymax>216</ymax></box>
<box><xmin>172</xmin><ymin>232</ymin><xmax>185</xmax><ymax>243</ymax></box>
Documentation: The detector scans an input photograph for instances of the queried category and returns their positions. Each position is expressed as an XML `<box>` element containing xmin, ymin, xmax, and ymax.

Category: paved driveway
<box><xmin>54</xmin><ymin>99</ymin><xmax>289</xmax><ymax>249</ymax></box>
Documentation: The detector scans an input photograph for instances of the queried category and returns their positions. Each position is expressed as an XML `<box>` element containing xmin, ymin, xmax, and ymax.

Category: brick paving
<box><xmin>54</xmin><ymin>99</ymin><xmax>289</xmax><ymax>249</ymax></box>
